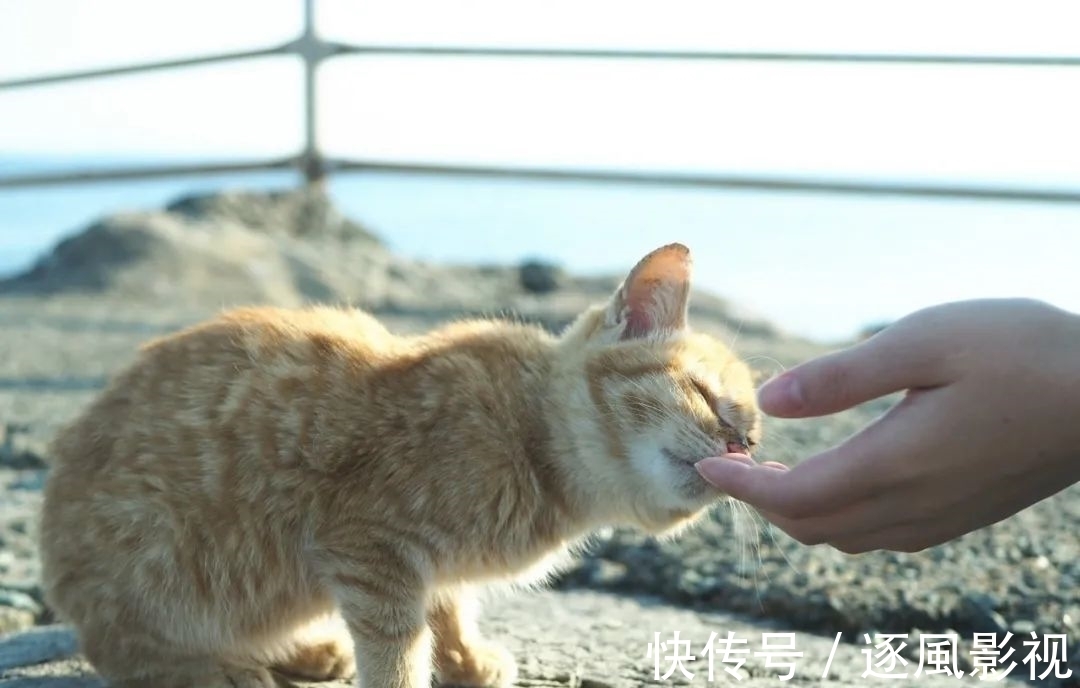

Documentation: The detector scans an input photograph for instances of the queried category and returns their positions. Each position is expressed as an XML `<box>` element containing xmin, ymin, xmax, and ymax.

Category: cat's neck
<box><xmin>324</xmin><ymin>319</ymin><xmax>596</xmax><ymax>535</ymax></box>
<box><xmin>307</xmin><ymin>318</ymin><xmax>628</xmax><ymax>581</ymax></box>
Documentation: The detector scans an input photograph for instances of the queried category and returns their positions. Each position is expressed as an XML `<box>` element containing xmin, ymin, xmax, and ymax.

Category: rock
<box><xmin>0</xmin><ymin>624</ymin><xmax>80</xmax><ymax>671</ymax></box>
<box><xmin>519</xmin><ymin>260</ymin><xmax>563</xmax><ymax>294</ymax></box>
<box><xmin>1010</xmin><ymin>619</ymin><xmax>1037</xmax><ymax>635</ymax></box>
<box><xmin>0</xmin><ymin>190</ymin><xmax>389</xmax><ymax>308</ymax></box>
<box><xmin>960</xmin><ymin>593</ymin><xmax>1008</xmax><ymax>634</ymax></box>
<box><xmin>0</xmin><ymin>190</ymin><xmax>779</xmax><ymax>354</ymax></box>
<box><xmin>1063</xmin><ymin>607</ymin><xmax>1079</xmax><ymax>631</ymax></box>
<box><xmin>0</xmin><ymin>589</ymin><xmax>41</xmax><ymax>616</ymax></box>
<box><xmin>0</xmin><ymin>608</ymin><xmax>34</xmax><ymax>636</ymax></box>
<box><xmin>585</xmin><ymin>560</ymin><xmax>627</xmax><ymax>588</ymax></box>
<box><xmin>165</xmin><ymin>188</ymin><xmax>382</xmax><ymax>244</ymax></box>
<box><xmin>0</xmin><ymin>424</ymin><xmax>47</xmax><ymax>470</ymax></box>
<box><xmin>9</xmin><ymin>471</ymin><xmax>46</xmax><ymax>492</ymax></box>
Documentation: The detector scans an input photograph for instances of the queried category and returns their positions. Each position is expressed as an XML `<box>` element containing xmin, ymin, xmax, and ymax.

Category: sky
<box><xmin>1</xmin><ymin>0</ymin><xmax>1079</xmax><ymax>341</ymax></box>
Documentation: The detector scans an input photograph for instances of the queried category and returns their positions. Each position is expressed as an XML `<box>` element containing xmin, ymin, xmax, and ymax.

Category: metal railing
<box><xmin>2</xmin><ymin>0</ymin><xmax>1079</xmax><ymax>203</ymax></box>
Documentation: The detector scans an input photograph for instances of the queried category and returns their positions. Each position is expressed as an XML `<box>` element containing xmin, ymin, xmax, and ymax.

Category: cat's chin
<box><xmin>638</xmin><ymin>505</ymin><xmax>713</xmax><ymax>538</ymax></box>
<box><xmin>627</xmin><ymin>477</ymin><xmax>722</xmax><ymax>536</ymax></box>
<box><xmin>660</xmin><ymin>449</ymin><xmax>725</xmax><ymax>504</ymax></box>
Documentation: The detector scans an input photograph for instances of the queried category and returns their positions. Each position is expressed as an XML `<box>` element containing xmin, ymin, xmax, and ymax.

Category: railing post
<box><xmin>299</xmin><ymin>0</ymin><xmax>325</xmax><ymax>186</ymax></box>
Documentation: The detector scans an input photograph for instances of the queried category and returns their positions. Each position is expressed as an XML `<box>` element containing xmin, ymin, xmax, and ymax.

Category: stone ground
<box><xmin>1</xmin><ymin>589</ymin><xmax>977</xmax><ymax>687</ymax></box>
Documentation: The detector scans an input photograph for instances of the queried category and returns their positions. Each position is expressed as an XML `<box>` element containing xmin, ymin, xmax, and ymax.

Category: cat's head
<box><xmin>556</xmin><ymin>243</ymin><xmax>761</xmax><ymax>534</ymax></box>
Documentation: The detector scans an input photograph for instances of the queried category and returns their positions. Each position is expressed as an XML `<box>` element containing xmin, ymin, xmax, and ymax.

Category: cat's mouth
<box><xmin>726</xmin><ymin>440</ymin><xmax>751</xmax><ymax>456</ymax></box>
<box><xmin>661</xmin><ymin>445</ymin><xmax>750</xmax><ymax>471</ymax></box>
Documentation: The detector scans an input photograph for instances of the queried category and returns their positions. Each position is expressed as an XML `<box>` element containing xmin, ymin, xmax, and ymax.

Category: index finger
<box><xmin>758</xmin><ymin>308</ymin><xmax>960</xmax><ymax>419</ymax></box>
<box><xmin>698</xmin><ymin>394</ymin><xmax>932</xmax><ymax>518</ymax></box>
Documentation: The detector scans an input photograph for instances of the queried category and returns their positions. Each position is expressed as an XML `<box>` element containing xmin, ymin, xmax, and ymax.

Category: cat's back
<box><xmin>39</xmin><ymin>305</ymin><xmax>397</xmax><ymax>635</ymax></box>
<box><xmin>46</xmin><ymin>305</ymin><xmax>396</xmax><ymax>479</ymax></box>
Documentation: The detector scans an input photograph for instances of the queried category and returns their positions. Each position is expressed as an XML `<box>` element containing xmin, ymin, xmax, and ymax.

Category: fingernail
<box><xmin>758</xmin><ymin>373</ymin><xmax>803</xmax><ymax>413</ymax></box>
<box><xmin>695</xmin><ymin>456</ymin><xmax>751</xmax><ymax>486</ymax></box>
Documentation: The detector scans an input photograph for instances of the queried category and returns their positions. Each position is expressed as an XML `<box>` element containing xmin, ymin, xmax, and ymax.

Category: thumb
<box><xmin>758</xmin><ymin>319</ymin><xmax>954</xmax><ymax>418</ymax></box>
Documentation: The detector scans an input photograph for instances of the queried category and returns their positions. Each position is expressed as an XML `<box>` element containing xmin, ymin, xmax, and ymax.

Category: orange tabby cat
<box><xmin>39</xmin><ymin>243</ymin><xmax>761</xmax><ymax>688</ymax></box>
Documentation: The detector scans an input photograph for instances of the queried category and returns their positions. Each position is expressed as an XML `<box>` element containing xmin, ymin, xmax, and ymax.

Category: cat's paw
<box><xmin>436</xmin><ymin>640</ymin><xmax>518</xmax><ymax>688</ymax></box>
<box><xmin>274</xmin><ymin>638</ymin><xmax>357</xmax><ymax>681</ymax></box>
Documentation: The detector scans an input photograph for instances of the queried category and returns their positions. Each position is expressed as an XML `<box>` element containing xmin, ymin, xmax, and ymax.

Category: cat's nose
<box><xmin>726</xmin><ymin>440</ymin><xmax>750</xmax><ymax>456</ymax></box>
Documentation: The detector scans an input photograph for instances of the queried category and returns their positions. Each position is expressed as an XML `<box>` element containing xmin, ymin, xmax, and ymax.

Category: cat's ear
<box><xmin>603</xmin><ymin>243</ymin><xmax>692</xmax><ymax>340</ymax></box>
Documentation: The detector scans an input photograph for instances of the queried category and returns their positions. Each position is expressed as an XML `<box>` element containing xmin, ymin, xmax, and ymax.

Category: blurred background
<box><xmin>2</xmin><ymin>0</ymin><xmax>1079</xmax><ymax>342</ymax></box>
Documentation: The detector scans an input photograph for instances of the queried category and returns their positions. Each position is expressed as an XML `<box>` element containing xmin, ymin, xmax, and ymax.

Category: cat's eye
<box><xmin>690</xmin><ymin>378</ymin><xmax>755</xmax><ymax>449</ymax></box>
<box><xmin>689</xmin><ymin>378</ymin><xmax>715</xmax><ymax>411</ymax></box>
<box><xmin>691</xmin><ymin>379</ymin><xmax>733</xmax><ymax>427</ymax></box>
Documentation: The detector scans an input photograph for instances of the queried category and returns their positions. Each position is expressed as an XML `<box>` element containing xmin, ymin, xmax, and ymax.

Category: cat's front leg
<box><xmin>326</xmin><ymin>561</ymin><xmax>433</xmax><ymax>688</ymax></box>
<box><xmin>430</xmin><ymin>587</ymin><xmax>517</xmax><ymax>688</ymax></box>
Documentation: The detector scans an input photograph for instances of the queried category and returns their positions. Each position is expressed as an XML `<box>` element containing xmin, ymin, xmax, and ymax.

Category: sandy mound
<box><xmin>2</xmin><ymin>189</ymin><xmax>393</xmax><ymax>308</ymax></box>
<box><xmin>0</xmin><ymin>188</ymin><xmax>781</xmax><ymax>340</ymax></box>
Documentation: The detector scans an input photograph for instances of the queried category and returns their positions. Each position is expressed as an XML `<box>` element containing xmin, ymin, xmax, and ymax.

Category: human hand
<box><xmin>696</xmin><ymin>298</ymin><xmax>1080</xmax><ymax>553</ymax></box>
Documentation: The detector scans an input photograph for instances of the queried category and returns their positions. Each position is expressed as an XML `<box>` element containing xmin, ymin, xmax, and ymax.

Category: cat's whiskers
<box><xmin>728</xmin><ymin>497</ymin><xmax>755</xmax><ymax>588</ymax></box>
<box><xmin>756</xmin><ymin>506</ymin><xmax>803</xmax><ymax>578</ymax></box>
<box><xmin>741</xmin><ymin>353</ymin><xmax>788</xmax><ymax>370</ymax></box>
<box><xmin>738</xmin><ymin>499</ymin><xmax>771</xmax><ymax>610</ymax></box>
<box><xmin>741</xmin><ymin>355</ymin><xmax>788</xmax><ymax>379</ymax></box>
<box><xmin>726</xmin><ymin>317</ymin><xmax>747</xmax><ymax>355</ymax></box>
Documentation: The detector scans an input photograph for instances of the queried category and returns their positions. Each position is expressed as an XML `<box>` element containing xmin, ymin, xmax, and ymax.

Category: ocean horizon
<box><xmin>2</xmin><ymin>154</ymin><xmax>1079</xmax><ymax>343</ymax></box>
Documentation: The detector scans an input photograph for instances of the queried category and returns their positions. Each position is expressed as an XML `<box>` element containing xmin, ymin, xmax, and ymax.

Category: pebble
<box><xmin>587</xmin><ymin>560</ymin><xmax>628</xmax><ymax>588</ymax></box>
<box><xmin>0</xmin><ymin>606</ymin><xmax>34</xmax><ymax>636</ymax></box>
<box><xmin>1010</xmin><ymin>619</ymin><xmax>1037</xmax><ymax>635</ymax></box>
<box><xmin>519</xmin><ymin>261</ymin><xmax>562</xmax><ymax>294</ymax></box>
<box><xmin>0</xmin><ymin>589</ymin><xmax>41</xmax><ymax>615</ymax></box>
